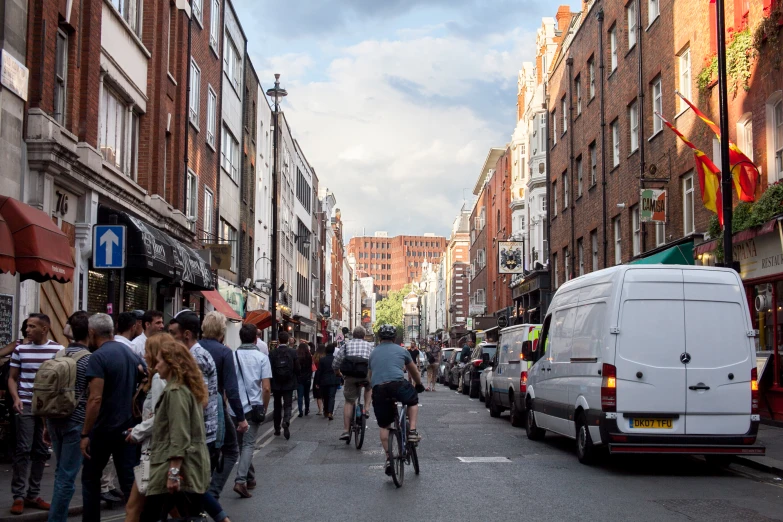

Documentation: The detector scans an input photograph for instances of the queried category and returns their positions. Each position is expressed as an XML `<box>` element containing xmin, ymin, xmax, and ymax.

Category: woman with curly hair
<box><xmin>140</xmin><ymin>338</ymin><xmax>211</xmax><ymax>521</ymax></box>
<box><xmin>311</xmin><ymin>344</ymin><xmax>326</xmax><ymax>415</ymax></box>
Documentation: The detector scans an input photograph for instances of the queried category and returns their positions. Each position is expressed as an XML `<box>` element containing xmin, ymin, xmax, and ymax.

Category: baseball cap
<box><xmin>132</xmin><ymin>310</ymin><xmax>145</xmax><ymax>320</ymax></box>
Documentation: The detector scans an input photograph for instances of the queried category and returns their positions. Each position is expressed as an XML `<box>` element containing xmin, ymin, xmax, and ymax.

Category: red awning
<box><xmin>0</xmin><ymin>213</ymin><xmax>16</xmax><ymax>275</ymax></box>
<box><xmin>200</xmin><ymin>289</ymin><xmax>242</xmax><ymax>321</ymax></box>
<box><xmin>245</xmin><ymin>310</ymin><xmax>272</xmax><ymax>330</ymax></box>
<box><xmin>0</xmin><ymin>196</ymin><xmax>74</xmax><ymax>283</ymax></box>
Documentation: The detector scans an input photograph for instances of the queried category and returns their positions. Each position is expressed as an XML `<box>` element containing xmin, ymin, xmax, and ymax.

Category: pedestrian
<box><xmin>425</xmin><ymin>342</ymin><xmax>442</xmax><ymax>391</ymax></box>
<box><xmin>407</xmin><ymin>342</ymin><xmax>420</xmax><ymax>384</ymax></box>
<box><xmin>333</xmin><ymin>327</ymin><xmax>373</xmax><ymax>441</ymax></box>
<box><xmin>457</xmin><ymin>336</ymin><xmax>475</xmax><ymax>393</ymax></box>
<box><xmin>7</xmin><ymin>313</ymin><xmax>61</xmax><ymax>515</ymax></box>
<box><xmin>255</xmin><ymin>329</ymin><xmax>269</xmax><ymax>355</ymax></box>
<box><xmin>315</xmin><ymin>343</ymin><xmax>340</xmax><ymax>421</ymax></box>
<box><xmin>44</xmin><ymin>311</ymin><xmax>91</xmax><ymax>522</ymax></box>
<box><xmin>130</xmin><ymin>311</ymin><xmax>164</xmax><ymax>361</ymax></box>
<box><xmin>199</xmin><ymin>312</ymin><xmax>248</xmax><ymax>502</ymax></box>
<box><xmin>232</xmin><ymin>324</ymin><xmax>271</xmax><ymax>499</ymax></box>
<box><xmin>312</xmin><ymin>344</ymin><xmax>325</xmax><ymax>415</ymax></box>
<box><xmin>124</xmin><ymin>333</ymin><xmax>169</xmax><ymax>521</ymax></box>
<box><xmin>113</xmin><ymin>312</ymin><xmax>138</xmax><ymax>349</ymax></box>
<box><xmin>139</xmin><ymin>338</ymin><xmax>211</xmax><ymax>521</ymax></box>
<box><xmin>269</xmin><ymin>331</ymin><xmax>299</xmax><ymax>439</ymax></box>
<box><xmin>295</xmin><ymin>343</ymin><xmax>313</xmax><ymax>417</ymax></box>
<box><xmin>80</xmin><ymin>313</ymin><xmax>146</xmax><ymax>521</ymax></box>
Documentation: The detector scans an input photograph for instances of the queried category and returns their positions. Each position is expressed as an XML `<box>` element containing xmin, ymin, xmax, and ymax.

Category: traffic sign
<box><xmin>93</xmin><ymin>225</ymin><xmax>126</xmax><ymax>269</ymax></box>
<box><xmin>497</xmin><ymin>315</ymin><xmax>508</xmax><ymax>328</ymax></box>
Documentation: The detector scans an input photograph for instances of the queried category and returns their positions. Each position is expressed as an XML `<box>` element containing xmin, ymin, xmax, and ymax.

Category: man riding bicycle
<box><xmin>368</xmin><ymin>324</ymin><xmax>425</xmax><ymax>476</ymax></box>
<box><xmin>333</xmin><ymin>326</ymin><xmax>374</xmax><ymax>441</ymax></box>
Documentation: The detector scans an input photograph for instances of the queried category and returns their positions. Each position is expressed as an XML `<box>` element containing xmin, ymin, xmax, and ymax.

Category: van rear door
<box><xmin>683</xmin><ymin>270</ymin><xmax>752</xmax><ymax>435</ymax></box>
<box><xmin>616</xmin><ymin>269</ymin><xmax>686</xmax><ymax>435</ymax></box>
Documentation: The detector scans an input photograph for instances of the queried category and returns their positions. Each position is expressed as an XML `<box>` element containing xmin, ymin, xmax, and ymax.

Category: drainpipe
<box><xmin>544</xmin><ymin>77</ymin><xmax>552</xmax><ymax>285</ymax></box>
<box><xmin>183</xmin><ymin>0</ymin><xmax>193</xmax><ymax>219</ymax></box>
<box><xmin>237</xmin><ymin>41</ymin><xmax>248</xmax><ymax>285</ymax></box>
<box><xmin>597</xmin><ymin>9</ymin><xmax>608</xmax><ymax>268</ymax></box>
<box><xmin>637</xmin><ymin>0</ymin><xmax>647</xmax><ymax>253</ymax></box>
<box><xmin>566</xmin><ymin>56</ymin><xmax>575</xmax><ymax>279</ymax></box>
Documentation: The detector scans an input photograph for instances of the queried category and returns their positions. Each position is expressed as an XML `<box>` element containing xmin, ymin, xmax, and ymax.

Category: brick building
<box><xmin>346</xmin><ymin>233</ymin><xmax>447</xmax><ymax>297</ymax></box>
<box><xmin>331</xmin><ymin>209</ymin><xmax>346</xmax><ymax>324</ymax></box>
<box><xmin>239</xmin><ymin>59</ymin><xmax>259</xmax><ymax>286</ymax></box>
<box><xmin>446</xmin><ymin>206</ymin><xmax>471</xmax><ymax>341</ymax></box>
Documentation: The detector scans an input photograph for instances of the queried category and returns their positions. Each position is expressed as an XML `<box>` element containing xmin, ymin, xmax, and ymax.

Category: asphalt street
<box><xmin>97</xmin><ymin>383</ymin><xmax>783</xmax><ymax>522</ymax></box>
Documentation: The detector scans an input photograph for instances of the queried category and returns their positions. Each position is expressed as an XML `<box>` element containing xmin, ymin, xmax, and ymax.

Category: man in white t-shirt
<box><xmin>113</xmin><ymin>312</ymin><xmax>137</xmax><ymax>350</ymax></box>
<box><xmin>130</xmin><ymin>310</ymin><xmax>164</xmax><ymax>360</ymax></box>
<box><xmin>255</xmin><ymin>328</ymin><xmax>269</xmax><ymax>355</ymax></box>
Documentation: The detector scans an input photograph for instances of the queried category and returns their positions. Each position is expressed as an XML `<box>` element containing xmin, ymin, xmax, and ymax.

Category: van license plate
<box><xmin>629</xmin><ymin>418</ymin><xmax>673</xmax><ymax>429</ymax></box>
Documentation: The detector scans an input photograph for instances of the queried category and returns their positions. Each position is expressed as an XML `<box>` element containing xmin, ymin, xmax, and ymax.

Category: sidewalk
<box><xmin>733</xmin><ymin>422</ymin><xmax>783</xmax><ymax>476</ymax></box>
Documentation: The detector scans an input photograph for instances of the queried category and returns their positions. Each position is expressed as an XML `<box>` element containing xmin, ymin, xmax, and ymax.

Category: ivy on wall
<box><xmin>697</xmin><ymin>28</ymin><xmax>754</xmax><ymax>97</ymax></box>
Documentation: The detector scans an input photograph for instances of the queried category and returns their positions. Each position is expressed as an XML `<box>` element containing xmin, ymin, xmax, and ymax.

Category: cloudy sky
<box><xmin>233</xmin><ymin>0</ymin><xmax>579</xmax><ymax>240</ymax></box>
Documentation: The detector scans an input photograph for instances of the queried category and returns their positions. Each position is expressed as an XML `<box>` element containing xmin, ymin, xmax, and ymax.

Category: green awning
<box><xmin>630</xmin><ymin>241</ymin><xmax>694</xmax><ymax>265</ymax></box>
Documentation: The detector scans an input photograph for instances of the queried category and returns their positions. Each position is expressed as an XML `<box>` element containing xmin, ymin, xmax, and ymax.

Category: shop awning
<box><xmin>630</xmin><ymin>242</ymin><xmax>694</xmax><ymax>266</ymax></box>
<box><xmin>200</xmin><ymin>290</ymin><xmax>241</xmax><ymax>321</ymax></box>
<box><xmin>0</xmin><ymin>196</ymin><xmax>74</xmax><ymax>283</ymax></box>
<box><xmin>167</xmin><ymin>238</ymin><xmax>215</xmax><ymax>290</ymax></box>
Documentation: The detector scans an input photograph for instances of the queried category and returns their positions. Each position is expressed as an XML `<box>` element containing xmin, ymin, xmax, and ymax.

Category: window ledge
<box><xmin>610</xmin><ymin>164</ymin><xmax>620</xmax><ymax>173</ymax></box>
<box><xmin>575</xmin><ymin>112</ymin><xmax>582</xmax><ymax>121</ymax></box>
<box><xmin>167</xmin><ymin>72</ymin><xmax>178</xmax><ymax>86</ymax></box>
<box><xmin>589</xmin><ymin>183</ymin><xmax>597</xmax><ymax>191</ymax></box>
<box><xmin>206</xmin><ymin>140</ymin><xmax>216</xmax><ymax>152</ymax></box>
<box><xmin>194</xmin><ymin>13</ymin><xmax>204</xmax><ymax>30</ymax></box>
<box><xmin>648</xmin><ymin>129</ymin><xmax>663</xmax><ymax>142</ymax></box>
<box><xmin>628</xmin><ymin>147</ymin><xmax>639</xmax><ymax>158</ymax></box>
<box><xmin>625</xmin><ymin>44</ymin><xmax>636</xmax><ymax>58</ymax></box>
<box><xmin>103</xmin><ymin>0</ymin><xmax>150</xmax><ymax>58</ymax></box>
<box><xmin>608</xmin><ymin>68</ymin><xmax>617</xmax><ymax>80</ymax></box>
<box><xmin>646</xmin><ymin>15</ymin><xmax>660</xmax><ymax>32</ymax></box>
<box><xmin>674</xmin><ymin>107</ymin><xmax>691</xmax><ymax>120</ymax></box>
<box><xmin>189</xmin><ymin>119</ymin><xmax>200</xmax><ymax>133</ymax></box>
<box><xmin>576</xmin><ymin>194</ymin><xmax>583</xmax><ymax>202</ymax></box>
<box><xmin>588</xmin><ymin>95</ymin><xmax>596</xmax><ymax>106</ymax></box>
<box><xmin>210</xmin><ymin>43</ymin><xmax>220</xmax><ymax>60</ymax></box>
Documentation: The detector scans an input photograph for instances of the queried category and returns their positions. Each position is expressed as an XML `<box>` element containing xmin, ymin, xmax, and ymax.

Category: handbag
<box><xmin>340</xmin><ymin>355</ymin><xmax>369</xmax><ymax>378</ymax></box>
<box><xmin>235</xmin><ymin>352</ymin><xmax>265</xmax><ymax>424</ymax></box>
<box><xmin>133</xmin><ymin>451</ymin><xmax>151</xmax><ymax>494</ymax></box>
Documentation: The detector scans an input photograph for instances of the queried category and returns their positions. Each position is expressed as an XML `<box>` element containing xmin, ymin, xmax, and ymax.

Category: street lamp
<box><xmin>266</xmin><ymin>74</ymin><xmax>287</xmax><ymax>343</ymax></box>
<box><xmin>293</xmin><ymin>234</ymin><xmax>311</xmax><ymax>248</ymax></box>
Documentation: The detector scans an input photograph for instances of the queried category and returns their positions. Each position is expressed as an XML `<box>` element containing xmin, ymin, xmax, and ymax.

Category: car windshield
<box><xmin>482</xmin><ymin>347</ymin><xmax>497</xmax><ymax>358</ymax></box>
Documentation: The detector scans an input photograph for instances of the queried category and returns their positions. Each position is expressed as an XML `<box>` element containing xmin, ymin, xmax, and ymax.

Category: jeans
<box><xmin>235</xmin><ymin>419</ymin><xmax>261</xmax><ymax>484</ymax></box>
<box><xmin>321</xmin><ymin>385</ymin><xmax>338</xmax><ymax>416</ymax></box>
<box><xmin>297</xmin><ymin>380</ymin><xmax>311</xmax><ymax>414</ymax></box>
<box><xmin>81</xmin><ymin>430</ymin><xmax>137</xmax><ymax>522</ymax></box>
<box><xmin>234</xmin><ymin>423</ymin><xmax>255</xmax><ymax>482</ymax></box>
<box><xmin>273</xmin><ymin>391</ymin><xmax>293</xmax><ymax>431</ymax></box>
<box><xmin>12</xmin><ymin>403</ymin><xmax>47</xmax><ymax>500</ymax></box>
<box><xmin>46</xmin><ymin>419</ymin><xmax>84</xmax><ymax>522</ymax></box>
<box><xmin>208</xmin><ymin>406</ymin><xmax>239</xmax><ymax>499</ymax></box>
<box><xmin>201</xmin><ymin>492</ymin><xmax>228</xmax><ymax>522</ymax></box>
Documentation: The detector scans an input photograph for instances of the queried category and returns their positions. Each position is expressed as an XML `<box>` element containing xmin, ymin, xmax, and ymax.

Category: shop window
<box><xmin>124</xmin><ymin>276</ymin><xmax>150</xmax><ymax>311</ymax></box>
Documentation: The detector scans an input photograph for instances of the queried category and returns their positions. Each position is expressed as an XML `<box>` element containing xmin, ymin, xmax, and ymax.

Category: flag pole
<box><xmin>715</xmin><ymin>0</ymin><xmax>733</xmax><ymax>268</ymax></box>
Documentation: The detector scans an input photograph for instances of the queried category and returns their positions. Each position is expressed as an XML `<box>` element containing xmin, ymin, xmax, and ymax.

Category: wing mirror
<box><xmin>521</xmin><ymin>341</ymin><xmax>535</xmax><ymax>362</ymax></box>
<box><xmin>481</xmin><ymin>353</ymin><xmax>490</xmax><ymax>364</ymax></box>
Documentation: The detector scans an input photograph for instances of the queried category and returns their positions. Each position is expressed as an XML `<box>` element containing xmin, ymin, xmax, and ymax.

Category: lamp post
<box><xmin>266</xmin><ymin>74</ymin><xmax>287</xmax><ymax>343</ymax></box>
<box><xmin>715</xmin><ymin>0</ymin><xmax>733</xmax><ymax>269</ymax></box>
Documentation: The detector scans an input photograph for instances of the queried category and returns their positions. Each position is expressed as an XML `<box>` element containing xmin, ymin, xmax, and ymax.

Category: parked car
<box><xmin>487</xmin><ymin>324</ymin><xmax>541</xmax><ymax>426</ymax></box>
<box><xmin>439</xmin><ymin>348</ymin><xmax>458</xmax><ymax>384</ymax></box>
<box><xmin>447</xmin><ymin>350</ymin><xmax>468</xmax><ymax>390</ymax></box>
<box><xmin>523</xmin><ymin>265</ymin><xmax>765</xmax><ymax>465</ymax></box>
<box><xmin>460</xmin><ymin>342</ymin><xmax>497</xmax><ymax>398</ymax></box>
<box><xmin>480</xmin><ymin>351</ymin><xmax>496</xmax><ymax>404</ymax></box>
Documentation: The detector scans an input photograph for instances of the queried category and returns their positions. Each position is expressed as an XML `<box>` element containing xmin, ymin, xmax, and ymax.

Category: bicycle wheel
<box><xmin>355</xmin><ymin>410</ymin><xmax>366</xmax><ymax>450</ymax></box>
<box><xmin>409</xmin><ymin>442</ymin><xmax>419</xmax><ymax>475</ymax></box>
<box><xmin>388</xmin><ymin>429</ymin><xmax>404</xmax><ymax>487</ymax></box>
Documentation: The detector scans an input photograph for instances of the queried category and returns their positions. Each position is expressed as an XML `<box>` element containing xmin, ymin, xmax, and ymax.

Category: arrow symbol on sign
<box><xmin>99</xmin><ymin>229</ymin><xmax>119</xmax><ymax>266</ymax></box>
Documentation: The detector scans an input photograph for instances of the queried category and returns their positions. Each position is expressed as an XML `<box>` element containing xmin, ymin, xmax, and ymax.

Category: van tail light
<box><xmin>520</xmin><ymin>371</ymin><xmax>528</xmax><ymax>394</ymax></box>
<box><xmin>473</xmin><ymin>360</ymin><xmax>483</xmax><ymax>368</ymax></box>
<box><xmin>751</xmin><ymin>367</ymin><xmax>759</xmax><ymax>415</ymax></box>
<box><xmin>601</xmin><ymin>363</ymin><xmax>617</xmax><ymax>412</ymax></box>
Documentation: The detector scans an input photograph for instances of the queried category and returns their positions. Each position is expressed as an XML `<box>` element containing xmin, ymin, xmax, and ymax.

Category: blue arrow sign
<box><xmin>93</xmin><ymin>225</ymin><xmax>126</xmax><ymax>269</ymax></box>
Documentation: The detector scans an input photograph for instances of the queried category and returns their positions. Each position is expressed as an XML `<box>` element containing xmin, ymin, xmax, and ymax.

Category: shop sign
<box><xmin>218</xmin><ymin>281</ymin><xmax>245</xmax><ymax>316</ymax></box>
<box><xmin>733</xmin><ymin>232</ymin><xmax>783</xmax><ymax>281</ymax></box>
<box><xmin>640</xmin><ymin>189</ymin><xmax>666</xmax><ymax>223</ymax></box>
<box><xmin>466</xmin><ymin>317</ymin><xmax>473</xmax><ymax>330</ymax></box>
<box><xmin>51</xmin><ymin>187</ymin><xmax>78</xmax><ymax>224</ymax></box>
<box><xmin>1</xmin><ymin>50</ymin><xmax>28</xmax><ymax>101</ymax></box>
<box><xmin>204</xmin><ymin>243</ymin><xmax>232</xmax><ymax>271</ymax></box>
<box><xmin>498</xmin><ymin>242</ymin><xmax>524</xmax><ymax>274</ymax></box>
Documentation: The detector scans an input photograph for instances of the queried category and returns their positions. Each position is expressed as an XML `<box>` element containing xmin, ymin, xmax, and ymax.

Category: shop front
<box><xmin>510</xmin><ymin>269</ymin><xmax>550</xmax><ymax>326</ymax></box>
<box><xmin>295</xmin><ymin>316</ymin><xmax>317</xmax><ymax>344</ymax></box>
<box><xmin>695</xmin><ymin>217</ymin><xmax>783</xmax><ymax>420</ymax></box>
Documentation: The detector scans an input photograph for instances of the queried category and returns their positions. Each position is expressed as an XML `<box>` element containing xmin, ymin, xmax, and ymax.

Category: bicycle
<box><xmin>346</xmin><ymin>382</ymin><xmax>367</xmax><ymax>450</ymax></box>
<box><xmin>387</xmin><ymin>401</ymin><xmax>419</xmax><ymax>488</ymax></box>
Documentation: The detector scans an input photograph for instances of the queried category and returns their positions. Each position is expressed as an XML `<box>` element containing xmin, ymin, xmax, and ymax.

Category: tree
<box><xmin>373</xmin><ymin>284</ymin><xmax>412</xmax><ymax>340</ymax></box>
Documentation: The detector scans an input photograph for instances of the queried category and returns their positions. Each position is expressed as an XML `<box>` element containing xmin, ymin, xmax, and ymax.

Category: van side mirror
<box><xmin>482</xmin><ymin>353</ymin><xmax>490</xmax><ymax>364</ymax></box>
<box><xmin>521</xmin><ymin>341</ymin><xmax>534</xmax><ymax>361</ymax></box>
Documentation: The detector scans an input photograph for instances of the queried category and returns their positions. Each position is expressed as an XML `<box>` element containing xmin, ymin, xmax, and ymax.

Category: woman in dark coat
<box><xmin>312</xmin><ymin>344</ymin><xmax>325</xmax><ymax>415</ymax></box>
<box><xmin>296</xmin><ymin>342</ymin><xmax>313</xmax><ymax>417</ymax></box>
<box><xmin>314</xmin><ymin>343</ymin><xmax>341</xmax><ymax>420</ymax></box>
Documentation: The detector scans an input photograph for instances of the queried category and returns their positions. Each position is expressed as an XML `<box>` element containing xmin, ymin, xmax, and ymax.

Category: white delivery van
<box><xmin>523</xmin><ymin>265</ymin><xmax>765</xmax><ymax>464</ymax></box>
<box><xmin>487</xmin><ymin>324</ymin><xmax>541</xmax><ymax>427</ymax></box>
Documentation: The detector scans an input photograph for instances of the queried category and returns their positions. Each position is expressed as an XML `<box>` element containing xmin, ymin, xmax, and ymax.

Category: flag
<box><xmin>657</xmin><ymin>112</ymin><xmax>724</xmax><ymax>225</ymax></box>
<box><xmin>676</xmin><ymin>91</ymin><xmax>758</xmax><ymax>202</ymax></box>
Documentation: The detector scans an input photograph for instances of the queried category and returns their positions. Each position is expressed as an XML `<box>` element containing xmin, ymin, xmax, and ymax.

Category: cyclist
<box><xmin>368</xmin><ymin>324</ymin><xmax>425</xmax><ymax>476</ymax></box>
<box><xmin>333</xmin><ymin>326</ymin><xmax>374</xmax><ymax>441</ymax></box>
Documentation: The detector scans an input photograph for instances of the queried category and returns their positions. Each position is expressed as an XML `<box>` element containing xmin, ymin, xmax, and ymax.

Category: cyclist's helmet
<box><xmin>378</xmin><ymin>324</ymin><xmax>396</xmax><ymax>340</ymax></box>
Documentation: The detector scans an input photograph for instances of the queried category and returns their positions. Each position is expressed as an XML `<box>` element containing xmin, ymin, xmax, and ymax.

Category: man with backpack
<box><xmin>270</xmin><ymin>332</ymin><xmax>300</xmax><ymax>439</ymax></box>
<box><xmin>333</xmin><ymin>326</ymin><xmax>373</xmax><ymax>441</ymax></box>
<box><xmin>40</xmin><ymin>311</ymin><xmax>91</xmax><ymax>521</ymax></box>
<box><xmin>7</xmin><ymin>313</ymin><xmax>61</xmax><ymax>515</ymax></box>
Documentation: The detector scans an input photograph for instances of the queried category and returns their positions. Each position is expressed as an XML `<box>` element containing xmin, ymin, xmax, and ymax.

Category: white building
<box><xmin>291</xmin><ymin>139</ymin><xmax>316</xmax><ymax>339</ymax></box>
<box><xmin>253</xmin><ymin>84</ymin><xmax>274</xmax><ymax>308</ymax></box>
<box><xmin>319</xmin><ymin>189</ymin><xmax>336</xmax><ymax>332</ymax></box>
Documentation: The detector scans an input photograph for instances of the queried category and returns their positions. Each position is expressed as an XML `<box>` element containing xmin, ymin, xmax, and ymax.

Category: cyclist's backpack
<box><xmin>32</xmin><ymin>349</ymin><xmax>90</xmax><ymax>418</ymax></box>
<box><xmin>340</xmin><ymin>356</ymin><xmax>369</xmax><ymax>378</ymax></box>
<box><xmin>270</xmin><ymin>348</ymin><xmax>294</xmax><ymax>380</ymax></box>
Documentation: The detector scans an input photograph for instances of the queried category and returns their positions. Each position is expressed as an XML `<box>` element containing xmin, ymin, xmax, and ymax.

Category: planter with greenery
<box><xmin>697</xmin><ymin>27</ymin><xmax>755</xmax><ymax>97</ymax></box>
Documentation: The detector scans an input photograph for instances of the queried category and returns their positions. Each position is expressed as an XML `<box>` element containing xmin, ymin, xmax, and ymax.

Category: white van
<box><xmin>487</xmin><ymin>324</ymin><xmax>541</xmax><ymax>427</ymax></box>
<box><xmin>523</xmin><ymin>265</ymin><xmax>765</xmax><ymax>464</ymax></box>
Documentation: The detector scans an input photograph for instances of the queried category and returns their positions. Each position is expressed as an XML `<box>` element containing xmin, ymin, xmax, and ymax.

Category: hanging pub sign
<box><xmin>640</xmin><ymin>188</ymin><xmax>666</xmax><ymax>223</ymax></box>
<box><xmin>498</xmin><ymin>241</ymin><xmax>524</xmax><ymax>274</ymax></box>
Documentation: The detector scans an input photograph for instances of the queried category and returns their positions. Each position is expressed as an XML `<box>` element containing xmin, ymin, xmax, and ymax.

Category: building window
<box><xmin>678</xmin><ymin>46</ymin><xmax>691</xmax><ymax>106</ymax></box>
<box><xmin>221</xmin><ymin>220</ymin><xmax>237</xmax><ymax>272</ymax></box>
<box><xmin>221</xmin><ymin>126</ymin><xmax>239</xmax><ymax>181</ymax></box>
<box><xmin>99</xmin><ymin>85</ymin><xmax>138</xmax><ymax>179</ymax></box>
<box><xmin>296</xmin><ymin>169</ymin><xmax>312</xmax><ymax>213</ymax></box>
<box><xmin>552</xmin><ymin>181</ymin><xmax>557</xmax><ymax>216</ymax></box>
<box><xmin>561</xmin><ymin>96</ymin><xmax>567</xmax><ymax>134</ymax></box>
<box><xmin>627</xmin><ymin>1</ymin><xmax>637</xmax><ymax>49</ymax></box>
<box><xmin>655</xmin><ymin>222</ymin><xmax>666</xmax><ymax>246</ymax></box>
<box><xmin>577</xmin><ymin>238</ymin><xmax>584</xmax><ymax>276</ymax></box>
<box><xmin>186</xmin><ymin>170</ymin><xmax>198</xmax><ymax>230</ymax></box>
<box><xmin>539</xmin><ymin>112</ymin><xmax>546</xmax><ymax>151</ymax></box>
<box><xmin>683</xmin><ymin>172</ymin><xmax>695</xmax><ymax>235</ymax></box>
<box><xmin>224</xmin><ymin>35</ymin><xmax>241</xmax><ymax>91</ymax></box>
<box><xmin>614</xmin><ymin>217</ymin><xmax>622</xmax><ymax>265</ymax></box>
<box><xmin>774</xmin><ymin>99</ymin><xmax>783</xmax><ymax>179</ymax></box>
<box><xmin>189</xmin><ymin>59</ymin><xmax>200</xmax><ymax>127</ymax></box>
<box><xmin>652</xmin><ymin>76</ymin><xmax>663</xmax><ymax>133</ymax></box>
<box><xmin>204</xmin><ymin>189</ymin><xmax>213</xmax><ymax>241</ymax></box>
<box><xmin>610</xmin><ymin>25</ymin><xmax>618</xmax><ymax>72</ymax></box>
<box><xmin>564</xmin><ymin>247</ymin><xmax>570</xmax><ymax>282</ymax></box>
<box><xmin>206</xmin><ymin>86</ymin><xmax>216</xmax><ymax>148</ymax></box>
<box><xmin>632</xmin><ymin>205</ymin><xmax>640</xmax><ymax>256</ymax></box>
<box><xmin>110</xmin><ymin>0</ymin><xmax>142</xmax><ymax>36</ymax></box>
<box><xmin>541</xmin><ymin>194</ymin><xmax>547</xmax><ymax>212</ymax></box>
<box><xmin>192</xmin><ymin>0</ymin><xmax>202</xmax><ymax>25</ymax></box>
<box><xmin>575</xmin><ymin>76</ymin><xmax>582</xmax><ymax>116</ymax></box>
<box><xmin>552</xmin><ymin>109</ymin><xmax>557</xmax><ymax>145</ymax></box>
<box><xmin>54</xmin><ymin>29</ymin><xmax>68</xmax><ymax>125</ymax></box>
<box><xmin>591</xmin><ymin>231</ymin><xmax>598</xmax><ymax>271</ymax></box>
<box><xmin>563</xmin><ymin>171</ymin><xmax>569</xmax><ymax>208</ymax></box>
<box><xmin>210</xmin><ymin>0</ymin><xmax>220</xmax><ymax>51</ymax></box>
<box><xmin>629</xmin><ymin>99</ymin><xmax>639</xmax><ymax>152</ymax></box>
<box><xmin>589</xmin><ymin>142</ymin><xmax>597</xmax><ymax>185</ymax></box>
<box><xmin>612</xmin><ymin>119</ymin><xmax>620</xmax><ymax>167</ymax></box>
<box><xmin>737</xmin><ymin>113</ymin><xmax>753</xmax><ymax>161</ymax></box>
<box><xmin>553</xmin><ymin>253</ymin><xmax>558</xmax><ymax>288</ymax></box>
<box><xmin>588</xmin><ymin>57</ymin><xmax>596</xmax><ymax>99</ymax></box>
<box><xmin>576</xmin><ymin>156</ymin><xmax>583</xmax><ymax>197</ymax></box>
<box><xmin>649</xmin><ymin>0</ymin><xmax>660</xmax><ymax>25</ymax></box>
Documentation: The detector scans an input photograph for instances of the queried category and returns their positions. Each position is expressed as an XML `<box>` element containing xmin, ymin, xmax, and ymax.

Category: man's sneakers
<box><xmin>24</xmin><ymin>498</ymin><xmax>50</xmax><ymax>510</ymax></box>
<box><xmin>407</xmin><ymin>429</ymin><xmax>421</xmax><ymax>443</ymax></box>
<box><xmin>233</xmin><ymin>482</ymin><xmax>252</xmax><ymax>498</ymax></box>
<box><xmin>10</xmin><ymin>499</ymin><xmax>23</xmax><ymax>515</ymax></box>
<box><xmin>247</xmin><ymin>479</ymin><xmax>257</xmax><ymax>490</ymax></box>
<box><xmin>339</xmin><ymin>432</ymin><xmax>350</xmax><ymax>441</ymax></box>
<box><xmin>384</xmin><ymin>459</ymin><xmax>393</xmax><ymax>476</ymax></box>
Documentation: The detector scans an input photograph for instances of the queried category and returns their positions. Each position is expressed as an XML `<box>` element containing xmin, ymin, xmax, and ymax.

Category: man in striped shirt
<box><xmin>7</xmin><ymin>313</ymin><xmax>62</xmax><ymax>515</ymax></box>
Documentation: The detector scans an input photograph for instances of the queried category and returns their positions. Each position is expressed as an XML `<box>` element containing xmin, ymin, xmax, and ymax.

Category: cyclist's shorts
<box><xmin>372</xmin><ymin>380</ymin><xmax>419</xmax><ymax>428</ymax></box>
<box><xmin>343</xmin><ymin>376</ymin><xmax>368</xmax><ymax>402</ymax></box>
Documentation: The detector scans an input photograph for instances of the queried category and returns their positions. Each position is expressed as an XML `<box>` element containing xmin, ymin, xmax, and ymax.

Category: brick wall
<box><xmin>470</xmin><ymin>188</ymin><xmax>488</xmax><ymax>315</ymax></box>
<box><xmin>485</xmin><ymin>149</ymin><xmax>513</xmax><ymax>315</ymax></box>
<box><xmin>240</xmin><ymin>60</ymin><xmax>259</xmax><ymax>283</ymax></box>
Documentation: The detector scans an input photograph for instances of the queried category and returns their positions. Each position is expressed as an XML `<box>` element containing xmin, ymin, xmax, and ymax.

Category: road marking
<box><xmin>456</xmin><ymin>457</ymin><xmax>511</xmax><ymax>463</ymax></box>
<box><xmin>101</xmin><ymin>515</ymin><xmax>125</xmax><ymax>521</ymax></box>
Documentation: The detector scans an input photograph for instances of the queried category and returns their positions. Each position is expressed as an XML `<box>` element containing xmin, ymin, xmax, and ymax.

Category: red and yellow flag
<box><xmin>676</xmin><ymin>92</ymin><xmax>758</xmax><ymax>202</ymax></box>
<box><xmin>657</xmin><ymin>112</ymin><xmax>724</xmax><ymax>225</ymax></box>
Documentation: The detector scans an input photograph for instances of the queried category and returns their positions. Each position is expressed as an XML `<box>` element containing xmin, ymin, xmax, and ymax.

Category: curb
<box><xmin>732</xmin><ymin>455</ymin><xmax>783</xmax><ymax>476</ymax></box>
<box><xmin>0</xmin><ymin>505</ymin><xmax>83</xmax><ymax>522</ymax></box>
